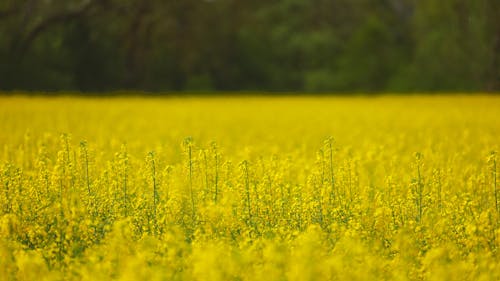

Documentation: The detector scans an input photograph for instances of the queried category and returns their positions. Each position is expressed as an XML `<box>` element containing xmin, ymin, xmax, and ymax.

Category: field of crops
<box><xmin>0</xmin><ymin>95</ymin><xmax>499</xmax><ymax>280</ymax></box>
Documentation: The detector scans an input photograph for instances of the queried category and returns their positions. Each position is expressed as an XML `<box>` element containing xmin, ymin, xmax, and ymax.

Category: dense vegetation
<box><xmin>0</xmin><ymin>0</ymin><xmax>499</xmax><ymax>92</ymax></box>
<box><xmin>0</xmin><ymin>95</ymin><xmax>499</xmax><ymax>280</ymax></box>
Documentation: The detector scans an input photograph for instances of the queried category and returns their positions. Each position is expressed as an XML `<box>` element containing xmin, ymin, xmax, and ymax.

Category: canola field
<box><xmin>0</xmin><ymin>95</ymin><xmax>499</xmax><ymax>281</ymax></box>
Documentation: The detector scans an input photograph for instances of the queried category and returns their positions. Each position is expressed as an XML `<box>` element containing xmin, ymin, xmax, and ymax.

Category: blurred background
<box><xmin>0</xmin><ymin>0</ymin><xmax>498</xmax><ymax>93</ymax></box>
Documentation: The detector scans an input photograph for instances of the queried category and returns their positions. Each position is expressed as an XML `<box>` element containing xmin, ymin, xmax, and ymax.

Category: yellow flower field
<box><xmin>0</xmin><ymin>95</ymin><xmax>499</xmax><ymax>280</ymax></box>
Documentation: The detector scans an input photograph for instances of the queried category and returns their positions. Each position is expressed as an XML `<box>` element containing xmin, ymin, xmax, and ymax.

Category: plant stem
<box><xmin>243</xmin><ymin>160</ymin><xmax>251</xmax><ymax>222</ymax></box>
<box><xmin>187</xmin><ymin>141</ymin><xmax>196</xmax><ymax>220</ymax></box>
<box><xmin>149</xmin><ymin>152</ymin><xmax>158</xmax><ymax>233</ymax></box>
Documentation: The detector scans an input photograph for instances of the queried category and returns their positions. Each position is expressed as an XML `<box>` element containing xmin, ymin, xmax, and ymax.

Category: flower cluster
<box><xmin>0</xmin><ymin>96</ymin><xmax>499</xmax><ymax>280</ymax></box>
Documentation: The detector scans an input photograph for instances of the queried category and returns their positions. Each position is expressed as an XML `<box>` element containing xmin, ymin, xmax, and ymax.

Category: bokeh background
<box><xmin>0</xmin><ymin>0</ymin><xmax>499</xmax><ymax>93</ymax></box>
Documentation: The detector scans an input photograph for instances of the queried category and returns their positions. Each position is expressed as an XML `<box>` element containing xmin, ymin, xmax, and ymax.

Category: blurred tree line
<box><xmin>0</xmin><ymin>0</ymin><xmax>499</xmax><ymax>93</ymax></box>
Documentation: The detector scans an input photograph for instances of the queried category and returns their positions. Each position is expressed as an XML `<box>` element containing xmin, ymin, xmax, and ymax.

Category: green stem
<box><xmin>188</xmin><ymin>143</ymin><xmax>196</xmax><ymax>220</ymax></box>
<box><xmin>243</xmin><ymin>161</ymin><xmax>251</xmax><ymax>221</ymax></box>
<box><xmin>149</xmin><ymin>152</ymin><xmax>158</xmax><ymax>233</ymax></box>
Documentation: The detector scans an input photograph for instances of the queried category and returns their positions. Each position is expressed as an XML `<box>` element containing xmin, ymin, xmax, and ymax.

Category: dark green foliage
<box><xmin>0</xmin><ymin>0</ymin><xmax>498</xmax><ymax>93</ymax></box>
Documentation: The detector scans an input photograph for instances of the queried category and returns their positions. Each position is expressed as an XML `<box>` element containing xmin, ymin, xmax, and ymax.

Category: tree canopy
<box><xmin>0</xmin><ymin>0</ymin><xmax>498</xmax><ymax>93</ymax></box>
